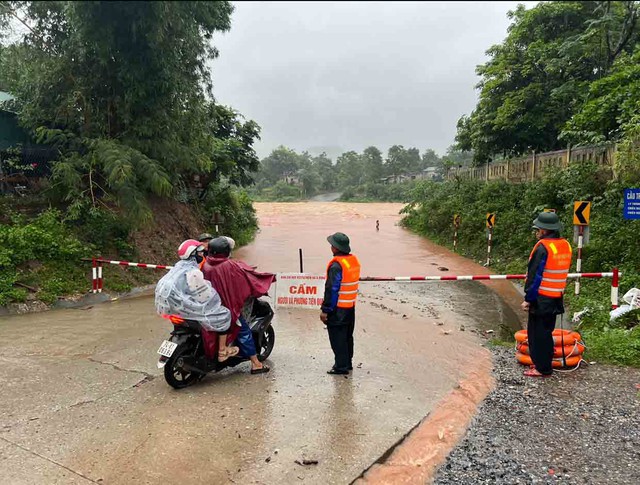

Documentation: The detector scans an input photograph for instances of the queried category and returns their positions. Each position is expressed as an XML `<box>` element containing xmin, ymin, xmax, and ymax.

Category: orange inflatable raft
<box><xmin>516</xmin><ymin>352</ymin><xmax>582</xmax><ymax>368</ymax></box>
<box><xmin>514</xmin><ymin>329</ymin><xmax>585</xmax><ymax>368</ymax></box>
<box><xmin>517</xmin><ymin>342</ymin><xmax>585</xmax><ymax>358</ymax></box>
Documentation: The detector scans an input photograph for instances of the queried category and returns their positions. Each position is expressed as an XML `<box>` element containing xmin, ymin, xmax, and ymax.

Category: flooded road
<box><xmin>0</xmin><ymin>202</ymin><xmax>523</xmax><ymax>484</ymax></box>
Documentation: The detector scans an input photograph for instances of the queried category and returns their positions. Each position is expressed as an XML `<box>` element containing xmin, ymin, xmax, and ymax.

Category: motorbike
<box><xmin>156</xmin><ymin>298</ymin><xmax>275</xmax><ymax>389</ymax></box>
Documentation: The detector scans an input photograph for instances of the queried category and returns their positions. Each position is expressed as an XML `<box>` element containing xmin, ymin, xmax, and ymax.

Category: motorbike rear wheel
<box><xmin>164</xmin><ymin>343</ymin><xmax>201</xmax><ymax>389</ymax></box>
<box><xmin>257</xmin><ymin>325</ymin><xmax>275</xmax><ymax>362</ymax></box>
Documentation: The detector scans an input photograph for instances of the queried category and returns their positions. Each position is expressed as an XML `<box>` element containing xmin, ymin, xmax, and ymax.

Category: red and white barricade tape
<box><xmin>361</xmin><ymin>270</ymin><xmax>620</xmax><ymax>310</ymax></box>
<box><xmin>87</xmin><ymin>258</ymin><xmax>174</xmax><ymax>293</ymax></box>
<box><xmin>85</xmin><ymin>257</ymin><xmax>620</xmax><ymax>309</ymax></box>
<box><xmin>360</xmin><ymin>272</ymin><xmax>615</xmax><ymax>282</ymax></box>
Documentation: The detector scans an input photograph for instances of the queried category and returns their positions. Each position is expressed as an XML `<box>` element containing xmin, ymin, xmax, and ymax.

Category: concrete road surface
<box><xmin>0</xmin><ymin>202</ymin><xmax>521</xmax><ymax>484</ymax></box>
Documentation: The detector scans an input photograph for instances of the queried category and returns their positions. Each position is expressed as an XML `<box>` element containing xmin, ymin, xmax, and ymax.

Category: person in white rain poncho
<box><xmin>155</xmin><ymin>239</ymin><xmax>240</xmax><ymax>362</ymax></box>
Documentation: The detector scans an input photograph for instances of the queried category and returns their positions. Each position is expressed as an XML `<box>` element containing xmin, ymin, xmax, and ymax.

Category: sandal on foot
<box><xmin>523</xmin><ymin>368</ymin><xmax>552</xmax><ymax>377</ymax></box>
<box><xmin>218</xmin><ymin>346</ymin><xmax>240</xmax><ymax>362</ymax></box>
<box><xmin>251</xmin><ymin>365</ymin><xmax>270</xmax><ymax>375</ymax></box>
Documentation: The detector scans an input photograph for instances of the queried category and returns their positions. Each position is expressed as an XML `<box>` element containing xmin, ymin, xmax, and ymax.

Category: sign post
<box><xmin>611</xmin><ymin>267</ymin><xmax>620</xmax><ymax>309</ymax></box>
<box><xmin>485</xmin><ymin>213</ymin><xmax>496</xmax><ymax>267</ymax></box>
<box><xmin>212</xmin><ymin>212</ymin><xmax>225</xmax><ymax>235</ymax></box>
<box><xmin>453</xmin><ymin>214</ymin><xmax>461</xmax><ymax>251</ymax></box>
<box><xmin>573</xmin><ymin>201</ymin><xmax>591</xmax><ymax>295</ymax></box>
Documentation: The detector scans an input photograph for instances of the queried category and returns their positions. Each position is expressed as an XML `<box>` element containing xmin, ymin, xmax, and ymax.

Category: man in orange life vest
<box><xmin>320</xmin><ymin>232</ymin><xmax>361</xmax><ymax>375</ymax></box>
<box><xmin>521</xmin><ymin>212</ymin><xmax>572</xmax><ymax>377</ymax></box>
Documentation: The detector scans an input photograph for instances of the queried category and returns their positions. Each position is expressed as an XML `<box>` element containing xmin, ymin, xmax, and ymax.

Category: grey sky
<box><xmin>210</xmin><ymin>1</ymin><xmax>537</xmax><ymax>159</ymax></box>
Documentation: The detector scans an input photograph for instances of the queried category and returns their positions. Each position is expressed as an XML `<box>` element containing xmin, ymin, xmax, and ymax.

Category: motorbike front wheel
<box><xmin>164</xmin><ymin>343</ymin><xmax>201</xmax><ymax>389</ymax></box>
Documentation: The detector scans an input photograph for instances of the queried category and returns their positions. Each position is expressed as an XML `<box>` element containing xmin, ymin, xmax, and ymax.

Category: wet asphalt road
<box><xmin>0</xmin><ymin>203</ymin><xmax>522</xmax><ymax>484</ymax></box>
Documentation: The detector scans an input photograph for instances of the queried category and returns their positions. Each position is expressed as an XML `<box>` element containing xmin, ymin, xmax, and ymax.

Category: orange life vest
<box><xmin>529</xmin><ymin>238</ymin><xmax>572</xmax><ymax>298</ymax></box>
<box><xmin>326</xmin><ymin>254</ymin><xmax>361</xmax><ymax>308</ymax></box>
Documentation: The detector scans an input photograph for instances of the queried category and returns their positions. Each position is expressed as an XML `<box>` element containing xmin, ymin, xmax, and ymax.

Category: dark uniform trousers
<box><xmin>327</xmin><ymin>307</ymin><xmax>355</xmax><ymax>371</ymax></box>
<box><xmin>527</xmin><ymin>311</ymin><xmax>556</xmax><ymax>375</ymax></box>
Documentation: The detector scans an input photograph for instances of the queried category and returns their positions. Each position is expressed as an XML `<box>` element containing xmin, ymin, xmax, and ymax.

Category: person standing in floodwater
<box><xmin>376</xmin><ymin>220</ymin><xmax>380</xmax><ymax>231</ymax></box>
<box><xmin>521</xmin><ymin>212</ymin><xmax>572</xmax><ymax>378</ymax></box>
<box><xmin>320</xmin><ymin>232</ymin><xmax>361</xmax><ymax>375</ymax></box>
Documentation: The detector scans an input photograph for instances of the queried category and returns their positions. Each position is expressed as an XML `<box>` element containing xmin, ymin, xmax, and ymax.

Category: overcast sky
<box><xmin>210</xmin><ymin>1</ymin><xmax>537</xmax><ymax>159</ymax></box>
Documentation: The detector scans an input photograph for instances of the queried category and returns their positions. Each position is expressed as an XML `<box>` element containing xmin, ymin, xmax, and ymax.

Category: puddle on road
<box><xmin>395</xmin><ymin>280</ymin><xmax>521</xmax><ymax>340</ymax></box>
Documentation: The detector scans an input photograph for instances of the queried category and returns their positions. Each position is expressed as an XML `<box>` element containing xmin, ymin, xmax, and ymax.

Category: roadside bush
<box><xmin>254</xmin><ymin>181</ymin><xmax>303</xmax><ymax>201</ymax></box>
<box><xmin>0</xmin><ymin>209</ymin><xmax>88</xmax><ymax>305</ymax></box>
<box><xmin>401</xmin><ymin>162</ymin><xmax>640</xmax><ymax>366</ymax></box>
<box><xmin>340</xmin><ymin>181</ymin><xmax>418</xmax><ymax>202</ymax></box>
<box><xmin>200</xmin><ymin>185</ymin><xmax>258</xmax><ymax>246</ymax></box>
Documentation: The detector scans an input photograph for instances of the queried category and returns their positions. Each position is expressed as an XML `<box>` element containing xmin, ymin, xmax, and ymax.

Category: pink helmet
<box><xmin>177</xmin><ymin>239</ymin><xmax>204</xmax><ymax>260</ymax></box>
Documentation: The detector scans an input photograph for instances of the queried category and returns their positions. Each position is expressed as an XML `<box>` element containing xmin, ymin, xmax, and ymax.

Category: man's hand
<box><xmin>320</xmin><ymin>312</ymin><xmax>328</xmax><ymax>323</ymax></box>
<box><xmin>520</xmin><ymin>301</ymin><xmax>530</xmax><ymax>312</ymax></box>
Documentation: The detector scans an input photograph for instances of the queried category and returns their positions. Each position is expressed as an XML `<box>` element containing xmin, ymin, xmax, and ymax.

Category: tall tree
<box><xmin>385</xmin><ymin>145</ymin><xmax>420</xmax><ymax>176</ymax></box>
<box><xmin>362</xmin><ymin>146</ymin><xmax>384</xmax><ymax>183</ymax></box>
<box><xmin>336</xmin><ymin>151</ymin><xmax>364</xmax><ymax>189</ymax></box>
<box><xmin>563</xmin><ymin>45</ymin><xmax>640</xmax><ymax>143</ymax></box>
<box><xmin>455</xmin><ymin>1</ymin><xmax>640</xmax><ymax>164</ymax></box>
<box><xmin>311</xmin><ymin>152</ymin><xmax>337</xmax><ymax>191</ymax></box>
<box><xmin>421</xmin><ymin>148</ymin><xmax>441</xmax><ymax>170</ymax></box>
<box><xmin>0</xmin><ymin>1</ymin><xmax>260</xmax><ymax>221</ymax></box>
<box><xmin>259</xmin><ymin>146</ymin><xmax>301</xmax><ymax>184</ymax></box>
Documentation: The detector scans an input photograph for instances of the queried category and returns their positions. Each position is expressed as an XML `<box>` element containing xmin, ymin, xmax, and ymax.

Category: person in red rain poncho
<box><xmin>202</xmin><ymin>237</ymin><xmax>276</xmax><ymax>374</ymax></box>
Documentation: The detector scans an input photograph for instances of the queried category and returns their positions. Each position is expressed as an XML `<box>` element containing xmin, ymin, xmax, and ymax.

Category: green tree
<box><xmin>362</xmin><ymin>146</ymin><xmax>384</xmax><ymax>183</ymax></box>
<box><xmin>385</xmin><ymin>145</ymin><xmax>420</xmax><ymax>176</ymax></box>
<box><xmin>562</xmin><ymin>47</ymin><xmax>640</xmax><ymax>143</ymax></box>
<box><xmin>406</xmin><ymin>147</ymin><xmax>421</xmax><ymax>173</ymax></box>
<box><xmin>259</xmin><ymin>146</ymin><xmax>301</xmax><ymax>184</ymax></box>
<box><xmin>420</xmin><ymin>148</ymin><xmax>441</xmax><ymax>170</ymax></box>
<box><xmin>311</xmin><ymin>152</ymin><xmax>337</xmax><ymax>191</ymax></box>
<box><xmin>456</xmin><ymin>1</ymin><xmax>640</xmax><ymax>163</ymax></box>
<box><xmin>336</xmin><ymin>151</ymin><xmax>364</xmax><ymax>189</ymax></box>
<box><xmin>0</xmin><ymin>1</ymin><xmax>260</xmax><ymax>221</ymax></box>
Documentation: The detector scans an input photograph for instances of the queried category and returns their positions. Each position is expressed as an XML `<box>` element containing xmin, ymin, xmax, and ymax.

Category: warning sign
<box><xmin>486</xmin><ymin>213</ymin><xmax>496</xmax><ymax>229</ymax></box>
<box><xmin>573</xmin><ymin>201</ymin><xmax>591</xmax><ymax>226</ymax></box>
<box><xmin>275</xmin><ymin>273</ymin><xmax>325</xmax><ymax>309</ymax></box>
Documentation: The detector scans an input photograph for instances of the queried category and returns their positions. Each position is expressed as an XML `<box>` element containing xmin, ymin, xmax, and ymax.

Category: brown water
<box><xmin>0</xmin><ymin>202</ymin><xmax>523</xmax><ymax>485</ymax></box>
<box><xmin>238</xmin><ymin>202</ymin><xmax>523</xmax><ymax>338</ymax></box>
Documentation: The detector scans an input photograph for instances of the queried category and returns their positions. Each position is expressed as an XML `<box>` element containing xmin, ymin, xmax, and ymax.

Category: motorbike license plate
<box><xmin>157</xmin><ymin>340</ymin><xmax>178</xmax><ymax>358</ymax></box>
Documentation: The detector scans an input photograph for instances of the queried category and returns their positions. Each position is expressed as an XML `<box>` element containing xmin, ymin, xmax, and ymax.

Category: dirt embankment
<box><xmin>1</xmin><ymin>198</ymin><xmax>213</xmax><ymax>315</ymax></box>
<box><xmin>130</xmin><ymin>197</ymin><xmax>211</xmax><ymax>265</ymax></box>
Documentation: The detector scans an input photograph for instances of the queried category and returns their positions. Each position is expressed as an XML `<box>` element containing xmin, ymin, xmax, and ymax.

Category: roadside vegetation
<box><xmin>403</xmin><ymin>0</ymin><xmax>640</xmax><ymax>367</ymax></box>
<box><xmin>0</xmin><ymin>2</ymin><xmax>259</xmax><ymax>306</ymax></box>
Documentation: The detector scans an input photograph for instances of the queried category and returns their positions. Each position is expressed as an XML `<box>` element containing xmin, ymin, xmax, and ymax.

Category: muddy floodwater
<box><xmin>0</xmin><ymin>202</ymin><xmax>524</xmax><ymax>485</ymax></box>
<box><xmin>241</xmin><ymin>202</ymin><xmax>522</xmax><ymax>338</ymax></box>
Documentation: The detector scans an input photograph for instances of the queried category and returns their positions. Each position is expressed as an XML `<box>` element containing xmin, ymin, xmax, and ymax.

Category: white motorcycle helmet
<box><xmin>177</xmin><ymin>239</ymin><xmax>204</xmax><ymax>260</ymax></box>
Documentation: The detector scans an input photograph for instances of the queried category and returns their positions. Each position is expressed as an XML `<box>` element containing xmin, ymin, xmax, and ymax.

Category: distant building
<box><xmin>1</xmin><ymin>91</ymin><xmax>57</xmax><ymax>194</ymax></box>
<box><xmin>282</xmin><ymin>170</ymin><xmax>302</xmax><ymax>186</ymax></box>
<box><xmin>379</xmin><ymin>166</ymin><xmax>441</xmax><ymax>184</ymax></box>
<box><xmin>420</xmin><ymin>166</ymin><xmax>439</xmax><ymax>180</ymax></box>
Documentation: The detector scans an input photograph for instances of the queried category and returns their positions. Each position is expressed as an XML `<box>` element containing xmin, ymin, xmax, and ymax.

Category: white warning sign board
<box><xmin>276</xmin><ymin>273</ymin><xmax>325</xmax><ymax>309</ymax></box>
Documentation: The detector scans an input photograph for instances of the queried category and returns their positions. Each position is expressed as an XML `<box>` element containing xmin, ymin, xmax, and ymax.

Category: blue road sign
<box><xmin>623</xmin><ymin>189</ymin><xmax>640</xmax><ymax>220</ymax></box>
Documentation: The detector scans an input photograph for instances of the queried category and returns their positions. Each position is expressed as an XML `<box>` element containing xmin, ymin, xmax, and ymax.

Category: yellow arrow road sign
<box><xmin>573</xmin><ymin>201</ymin><xmax>591</xmax><ymax>225</ymax></box>
<box><xmin>486</xmin><ymin>213</ymin><xmax>496</xmax><ymax>229</ymax></box>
